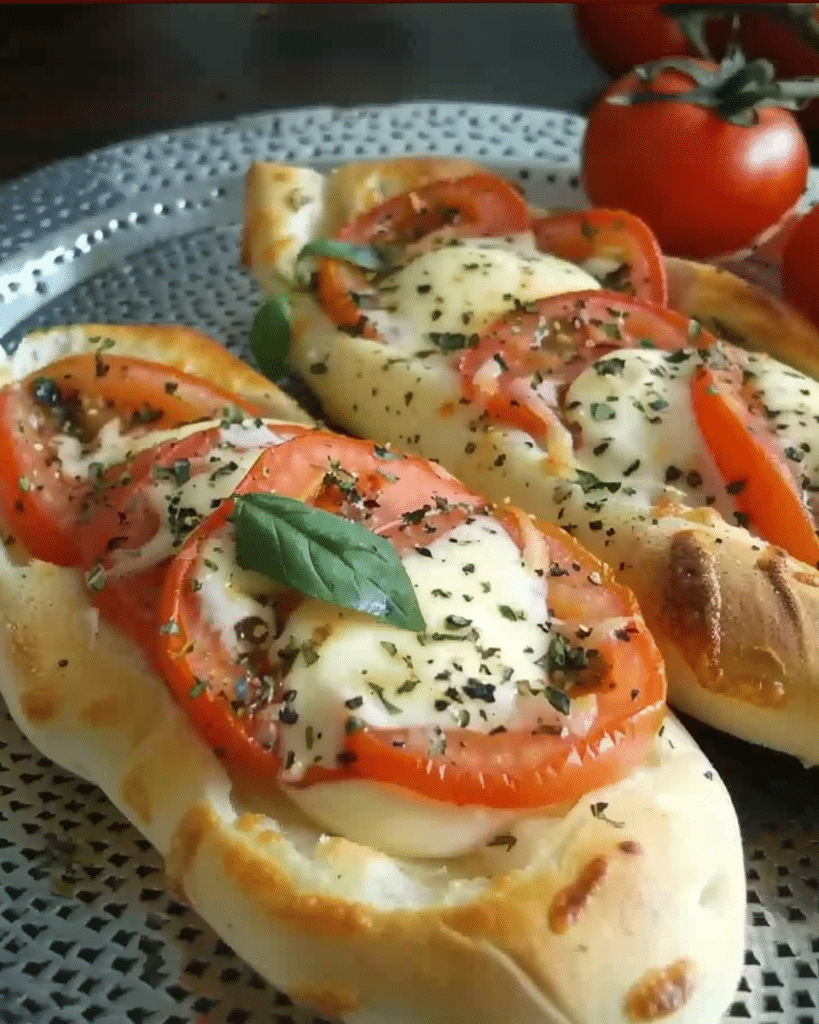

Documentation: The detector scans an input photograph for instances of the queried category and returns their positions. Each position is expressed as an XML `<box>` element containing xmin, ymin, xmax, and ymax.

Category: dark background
<box><xmin>0</xmin><ymin>2</ymin><xmax>608</xmax><ymax>182</ymax></box>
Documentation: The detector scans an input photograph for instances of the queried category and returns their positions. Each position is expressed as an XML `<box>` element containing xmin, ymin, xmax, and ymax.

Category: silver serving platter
<box><xmin>1</xmin><ymin>102</ymin><xmax>818</xmax><ymax>1024</ymax></box>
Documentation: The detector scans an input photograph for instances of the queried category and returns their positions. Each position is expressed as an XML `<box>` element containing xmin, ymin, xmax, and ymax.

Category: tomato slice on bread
<box><xmin>691</xmin><ymin>362</ymin><xmax>819</xmax><ymax>568</ymax></box>
<box><xmin>0</xmin><ymin>354</ymin><xmax>268</xmax><ymax>565</ymax></box>
<box><xmin>317</xmin><ymin>173</ymin><xmax>530</xmax><ymax>334</ymax></box>
<box><xmin>76</xmin><ymin>422</ymin><xmax>309</xmax><ymax>573</ymax></box>
<box><xmin>155</xmin><ymin>432</ymin><xmax>666</xmax><ymax>808</ymax></box>
<box><xmin>532</xmin><ymin>209</ymin><xmax>668</xmax><ymax>306</ymax></box>
<box><xmin>155</xmin><ymin>434</ymin><xmax>486</xmax><ymax>777</ymax></box>
<box><xmin>459</xmin><ymin>290</ymin><xmax>718</xmax><ymax>438</ymax></box>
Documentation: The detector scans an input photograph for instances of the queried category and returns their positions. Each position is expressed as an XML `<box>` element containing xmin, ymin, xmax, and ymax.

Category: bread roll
<box><xmin>0</xmin><ymin>322</ymin><xmax>746</xmax><ymax>1024</ymax></box>
<box><xmin>242</xmin><ymin>157</ymin><xmax>819</xmax><ymax>766</ymax></box>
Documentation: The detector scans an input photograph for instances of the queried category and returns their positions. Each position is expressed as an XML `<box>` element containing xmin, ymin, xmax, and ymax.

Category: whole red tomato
<box><xmin>574</xmin><ymin>3</ymin><xmax>695</xmax><ymax>75</ymax></box>
<box><xmin>574</xmin><ymin>3</ymin><xmax>728</xmax><ymax>76</ymax></box>
<box><xmin>782</xmin><ymin>204</ymin><xmax>819</xmax><ymax>329</ymax></box>
<box><xmin>582</xmin><ymin>60</ymin><xmax>809</xmax><ymax>259</ymax></box>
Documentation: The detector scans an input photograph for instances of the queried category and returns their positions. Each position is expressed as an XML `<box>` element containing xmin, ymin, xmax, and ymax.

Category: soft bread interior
<box><xmin>0</xmin><ymin>319</ymin><xmax>747</xmax><ymax>1023</ymax></box>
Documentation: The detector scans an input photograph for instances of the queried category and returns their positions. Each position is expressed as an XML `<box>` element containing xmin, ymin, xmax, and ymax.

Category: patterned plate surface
<box><xmin>1</xmin><ymin>102</ymin><xmax>818</xmax><ymax>1024</ymax></box>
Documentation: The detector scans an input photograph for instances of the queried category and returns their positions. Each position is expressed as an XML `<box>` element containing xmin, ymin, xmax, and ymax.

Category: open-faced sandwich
<box><xmin>242</xmin><ymin>155</ymin><xmax>819</xmax><ymax>766</ymax></box>
<box><xmin>0</xmin><ymin>323</ymin><xmax>744</xmax><ymax>1024</ymax></box>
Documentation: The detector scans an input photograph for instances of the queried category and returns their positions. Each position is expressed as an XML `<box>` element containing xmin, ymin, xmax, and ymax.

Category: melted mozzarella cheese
<box><xmin>744</xmin><ymin>352</ymin><xmax>819</xmax><ymax>496</ymax></box>
<box><xmin>54</xmin><ymin>418</ymin><xmax>222</xmax><ymax>481</ymax></box>
<box><xmin>564</xmin><ymin>348</ymin><xmax>737</xmax><ymax>521</ymax></box>
<box><xmin>374</xmin><ymin>235</ymin><xmax>599</xmax><ymax>353</ymax></box>
<box><xmin>270</xmin><ymin>516</ymin><xmax>552</xmax><ymax>780</ymax></box>
<box><xmin>190</xmin><ymin>514</ymin><xmax>570</xmax><ymax>856</ymax></box>
<box><xmin>105</xmin><ymin>448</ymin><xmax>264</xmax><ymax>578</ymax></box>
<box><xmin>287</xmin><ymin>779</ymin><xmax>521</xmax><ymax>858</ymax></box>
<box><xmin>194</xmin><ymin>534</ymin><xmax>279</xmax><ymax>651</ymax></box>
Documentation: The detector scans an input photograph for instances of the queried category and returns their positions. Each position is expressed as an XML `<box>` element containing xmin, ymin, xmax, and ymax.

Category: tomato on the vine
<box><xmin>582</xmin><ymin>59</ymin><xmax>809</xmax><ymax>259</ymax></box>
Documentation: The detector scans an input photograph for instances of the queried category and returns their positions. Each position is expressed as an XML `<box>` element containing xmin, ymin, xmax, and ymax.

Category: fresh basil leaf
<box><xmin>233</xmin><ymin>492</ymin><xmax>427</xmax><ymax>632</ymax></box>
<box><xmin>250</xmin><ymin>295</ymin><xmax>291</xmax><ymax>382</ymax></box>
<box><xmin>297</xmin><ymin>239</ymin><xmax>387</xmax><ymax>273</ymax></box>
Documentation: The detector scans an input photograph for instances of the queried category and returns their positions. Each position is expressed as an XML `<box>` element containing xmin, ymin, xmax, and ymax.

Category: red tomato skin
<box><xmin>582</xmin><ymin>61</ymin><xmax>809</xmax><ymax>259</ymax></box>
<box><xmin>153</xmin><ymin>433</ymin><xmax>666</xmax><ymax>809</ymax></box>
<box><xmin>573</xmin><ymin>3</ymin><xmax>729</xmax><ymax>77</ymax></box>
<box><xmin>782</xmin><ymin>204</ymin><xmax>819</xmax><ymax>330</ymax></box>
<box><xmin>574</xmin><ymin>3</ymin><xmax>695</xmax><ymax>76</ymax></box>
<box><xmin>318</xmin><ymin>174</ymin><xmax>530</xmax><ymax>333</ymax></box>
<box><xmin>531</xmin><ymin>209</ymin><xmax>668</xmax><ymax>305</ymax></box>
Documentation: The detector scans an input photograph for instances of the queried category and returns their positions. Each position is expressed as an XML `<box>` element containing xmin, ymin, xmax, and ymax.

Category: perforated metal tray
<box><xmin>1</xmin><ymin>102</ymin><xmax>818</xmax><ymax>1024</ymax></box>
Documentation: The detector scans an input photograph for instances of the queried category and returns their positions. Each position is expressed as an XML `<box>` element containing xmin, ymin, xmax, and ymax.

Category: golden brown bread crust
<box><xmin>569</xmin><ymin>505</ymin><xmax>819</xmax><ymax>750</ymax></box>
<box><xmin>0</xmin><ymin>319</ymin><xmax>746</xmax><ymax>1024</ymax></box>
<box><xmin>241</xmin><ymin>156</ymin><xmax>819</xmax><ymax>766</ymax></box>
<box><xmin>323</xmin><ymin>156</ymin><xmax>487</xmax><ymax>230</ymax></box>
<box><xmin>665</xmin><ymin>256</ymin><xmax>819</xmax><ymax>380</ymax></box>
<box><xmin>242</xmin><ymin>156</ymin><xmax>487</xmax><ymax>288</ymax></box>
<box><xmin>243</xmin><ymin>163</ymin><xmax>327</xmax><ymax>289</ymax></box>
<box><xmin>2</xmin><ymin>322</ymin><xmax>313</xmax><ymax>424</ymax></box>
<box><xmin>0</xmin><ymin>557</ymin><xmax>744</xmax><ymax>1024</ymax></box>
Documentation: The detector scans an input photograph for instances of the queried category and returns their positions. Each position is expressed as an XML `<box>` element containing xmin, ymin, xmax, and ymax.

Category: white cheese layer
<box><xmin>191</xmin><ymin>514</ymin><xmax>569</xmax><ymax>856</ymax></box>
<box><xmin>287</xmin><ymin>779</ymin><xmax>522</xmax><ymax>858</ymax></box>
<box><xmin>565</xmin><ymin>345</ymin><xmax>819</xmax><ymax>526</ymax></box>
<box><xmin>271</xmin><ymin>515</ymin><xmax>552</xmax><ymax>779</ymax></box>
<box><xmin>185</xmin><ymin>528</ymin><xmax>281</xmax><ymax>655</ymax></box>
<box><xmin>77</xmin><ymin>419</ymin><xmax>295</xmax><ymax>578</ymax></box>
<box><xmin>54</xmin><ymin>418</ymin><xmax>224</xmax><ymax>482</ymax></box>
<box><xmin>563</xmin><ymin>348</ymin><xmax>738</xmax><ymax>522</ymax></box>
<box><xmin>744</xmin><ymin>351</ymin><xmax>819</xmax><ymax>498</ymax></box>
<box><xmin>373</xmin><ymin>235</ymin><xmax>599</xmax><ymax>353</ymax></box>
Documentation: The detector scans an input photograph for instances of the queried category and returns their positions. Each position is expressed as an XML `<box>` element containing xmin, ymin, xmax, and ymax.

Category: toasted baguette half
<box><xmin>666</xmin><ymin>256</ymin><xmax>819</xmax><ymax>381</ymax></box>
<box><xmin>242</xmin><ymin>157</ymin><xmax>819</xmax><ymax>767</ymax></box>
<box><xmin>0</xmin><ymin>323</ymin><xmax>745</xmax><ymax>1024</ymax></box>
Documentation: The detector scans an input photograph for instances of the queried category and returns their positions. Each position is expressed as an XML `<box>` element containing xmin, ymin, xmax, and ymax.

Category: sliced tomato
<box><xmin>317</xmin><ymin>173</ymin><xmax>530</xmax><ymax>334</ymax></box>
<box><xmin>0</xmin><ymin>354</ymin><xmax>268</xmax><ymax>566</ymax></box>
<box><xmin>156</xmin><ymin>431</ymin><xmax>665</xmax><ymax>807</ymax></box>
<box><xmin>76</xmin><ymin>422</ymin><xmax>309</xmax><ymax>572</ymax></box>
<box><xmin>691</xmin><ymin>363</ymin><xmax>819</xmax><ymax>568</ymax></box>
<box><xmin>348</xmin><ymin>513</ymin><xmax>665</xmax><ymax>807</ymax></box>
<box><xmin>155</xmin><ymin>434</ymin><xmax>485</xmax><ymax>776</ymax></box>
<box><xmin>91</xmin><ymin>564</ymin><xmax>170</xmax><ymax>656</ymax></box>
<box><xmin>532</xmin><ymin>210</ymin><xmax>668</xmax><ymax>305</ymax></box>
<box><xmin>459</xmin><ymin>290</ymin><xmax>718</xmax><ymax>437</ymax></box>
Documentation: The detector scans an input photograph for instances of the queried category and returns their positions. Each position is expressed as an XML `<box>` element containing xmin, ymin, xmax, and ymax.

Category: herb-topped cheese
<box><xmin>563</xmin><ymin>345</ymin><xmax>819</xmax><ymax>529</ymax></box>
<box><xmin>743</xmin><ymin>351</ymin><xmax>819</xmax><ymax>503</ymax></box>
<box><xmin>77</xmin><ymin>419</ymin><xmax>294</xmax><ymax>580</ymax></box>
<box><xmin>372</xmin><ymin>235</ymin><xmax>599</xmax><ymax>354</ymax></box>
<box><xmin>564</xmin><ymin>348</ymin><xmax>736</xmax><ymax>520</ymax></box>
<box><xmin>190</xmin><ymin>514</ymin><xmax>574</xmax><ymax>782</ymax></box>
